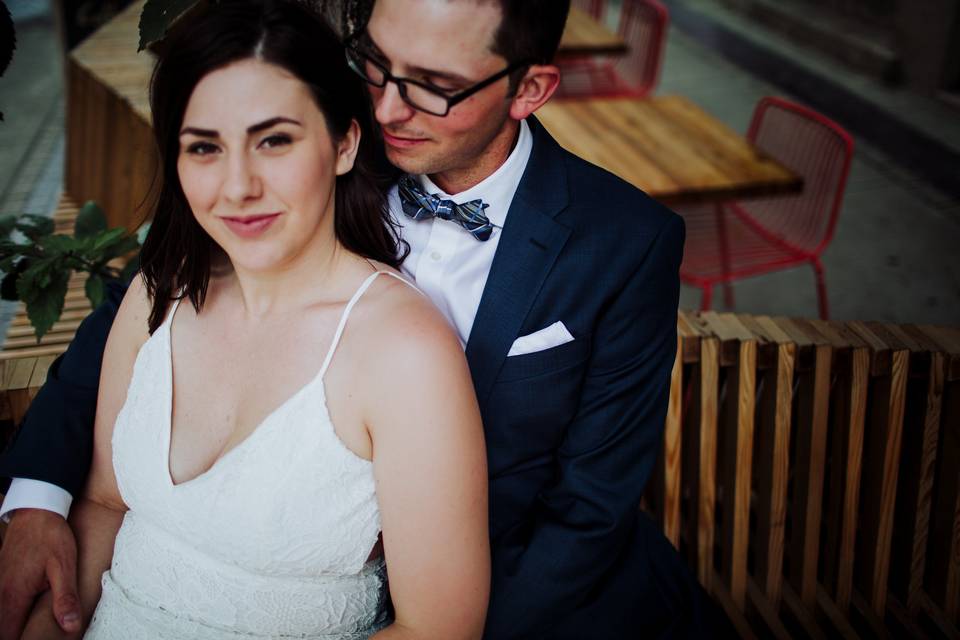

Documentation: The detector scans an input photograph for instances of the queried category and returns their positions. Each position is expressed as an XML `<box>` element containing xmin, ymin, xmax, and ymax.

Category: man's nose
<box><xmin>222</xmin><ymin>154</ymin><xmax>262</xmax><ymax>204</ymax></box>
<box><xmin>374</xmin><ymin>81</ymin><xmax>415</xmax><ymax>126</ymax></box>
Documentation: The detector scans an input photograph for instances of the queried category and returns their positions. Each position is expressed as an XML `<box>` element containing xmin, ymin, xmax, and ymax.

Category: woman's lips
<box><xmin>221</xmin><ymin>213</ymin><xmax>282</xmax><ymax>238</ymax></box>
<box><xmin>382</xmin><ymin>131</ymin><xmax>427</xmax><ymax>149</ymax></box>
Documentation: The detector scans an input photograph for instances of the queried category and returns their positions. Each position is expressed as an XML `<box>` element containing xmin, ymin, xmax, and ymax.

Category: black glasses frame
<box><xmin>345</xmin><ymin>34</ymin><xmax>532</xmax><ymax>117</ymax></box>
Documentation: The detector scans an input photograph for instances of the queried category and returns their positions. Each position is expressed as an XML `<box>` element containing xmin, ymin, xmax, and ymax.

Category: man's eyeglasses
<box><xmin>345</xmin><ymin>35</ymin><xmax>531</xmax><ymax>117</ymax></box>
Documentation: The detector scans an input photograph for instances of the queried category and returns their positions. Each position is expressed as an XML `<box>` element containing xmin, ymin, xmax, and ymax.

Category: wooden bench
<box><xmin>641</xmin><ymin>312</ymin><xmax>960</xmax><ymax>638</ymax></box>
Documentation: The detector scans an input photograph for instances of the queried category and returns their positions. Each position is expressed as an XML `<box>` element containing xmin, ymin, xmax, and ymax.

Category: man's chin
<box><xmin>385</xmin><ymin>147</ymin><xmax>435</xmax><ymax>176</ymax></box>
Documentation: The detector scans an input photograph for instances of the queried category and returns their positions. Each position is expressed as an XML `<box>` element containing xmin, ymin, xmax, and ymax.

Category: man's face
<box><xmin>366</xmin><ymin>0</ymin><xmax>518</xmax><ymax>191</ymax></box>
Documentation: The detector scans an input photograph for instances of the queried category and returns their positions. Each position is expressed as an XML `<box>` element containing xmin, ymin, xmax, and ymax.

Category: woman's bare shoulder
<box><xmin>361</xmin><ymin>270</ymin><xmax>459</xmax><ymax>353</ymax></box>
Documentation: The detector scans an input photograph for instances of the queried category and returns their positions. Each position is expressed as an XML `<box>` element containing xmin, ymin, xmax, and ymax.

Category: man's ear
<box><xmin>508</xmin><ymin>64</ymin><xmax>561</xmax><ymax>120</ymax></box>
<box><xmin>335</xmin><ymin>119</ymin><xmax>362</xmax><ymax>176</ymax></box>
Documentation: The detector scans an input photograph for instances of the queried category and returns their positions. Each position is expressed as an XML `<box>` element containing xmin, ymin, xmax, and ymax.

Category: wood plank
<box><xmin>690</xmin><ymin>336</ymin><xmax>719</xmax><ymax>592</ymax></box>
<box><xmin>889</xmin><ymin>353</ymin><xmax>944</xmax><ymax>614</ymax></box>
<box><xmin>821</xmin><ymin>347</ymin><xmax>870</xmax><ymax>613</ymax></box>
<box><xmin>661</xmin><ymin>334</ymin><xmax>683</xmax><ymax>547</ymax></box>
<box><xmin>0</xmin><ymin>358</ymin><xmax>39</xmax><ymax>426</ymax></box>
<box><xmin>856</xmin><ymin>350</ymin><xmax>909</xmax><ymax>616</ymax></box>
<box><xmin>753</xmin><ymin>341</ymin><xmax>795</xmax><ymax>608</ymax></box>
<box><xmin>925</xmin><ymin>380</ymin><xmax>960</xmax><ymax>623</ymax></box>
<box><xmin>790</xmin><ymin>344</ymin><xmax>832</xmax><ymax>608</ymax></box>
<box><xmin>720</xmin><ymin>340</ymin><xmax>756</xmax><ymax>609</ymax></box>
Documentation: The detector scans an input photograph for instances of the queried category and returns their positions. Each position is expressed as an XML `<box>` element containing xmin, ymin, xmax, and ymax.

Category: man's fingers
<box><xmin>47</xmin><ymin>554</ymin><xmax>82</xmax><ymax>632</ymax></box>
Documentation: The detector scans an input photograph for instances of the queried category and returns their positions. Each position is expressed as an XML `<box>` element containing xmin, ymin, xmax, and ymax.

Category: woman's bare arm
<box><xmin>363</xmin><ymin>293</ymin><xmax>490</xmax><ymax>640</ymax></box>
<box><xmin>21</xmin><ymin>276</ymin><xmax>152</xmax><ymax>639</ymax></box>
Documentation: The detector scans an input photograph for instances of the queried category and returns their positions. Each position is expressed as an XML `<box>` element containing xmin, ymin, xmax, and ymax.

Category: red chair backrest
<box><xmin>612</xmin><ymin>0</ymin><xmax>670</xmax><ymax>97</ymax></box>
<box><xmin>733</xmin><ymin>96</ymin><xmax>855</xmax><ymax>256</ymax></box>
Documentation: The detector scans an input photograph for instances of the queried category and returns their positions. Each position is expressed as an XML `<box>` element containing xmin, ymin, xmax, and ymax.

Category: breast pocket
<box><xmin>487</xmin><ymin>338</ymin><xmax>592</xmax><ymax>454</ymax></box>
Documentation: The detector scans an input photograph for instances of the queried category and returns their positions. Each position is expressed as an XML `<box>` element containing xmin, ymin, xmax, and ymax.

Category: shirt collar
<box><xmin>416</xmin><ymin>119</ymin><xmax>533</xmax><ymax>229</ymax></box>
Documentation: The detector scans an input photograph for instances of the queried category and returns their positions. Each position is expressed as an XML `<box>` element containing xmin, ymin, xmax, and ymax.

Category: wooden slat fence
<box><xmin>644</xmin><ymin>311</ymin><xmax>960</xmax><ymax>638</ymax></box>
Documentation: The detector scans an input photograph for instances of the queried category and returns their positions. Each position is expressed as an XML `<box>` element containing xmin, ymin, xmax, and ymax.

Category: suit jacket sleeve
<box><xmin>0</xmin><ymin>279</ymin><xmax>128</xmax><ymax>497</ymax></box>
<box><xmin>484</xmin><ymin>214</ymin><xmax>685</xmax><ymax>638</ymax></box>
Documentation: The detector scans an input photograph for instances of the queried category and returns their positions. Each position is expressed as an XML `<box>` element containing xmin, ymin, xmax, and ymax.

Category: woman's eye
<box><xmin>186</xmin><ymin>141</ymin><xmax>219</xmax><ymax>156</ymax></box>
<box><xmin>260</xmin><ymin>134</ymin><xmax>292</xmax><ymax>149</ymax></box>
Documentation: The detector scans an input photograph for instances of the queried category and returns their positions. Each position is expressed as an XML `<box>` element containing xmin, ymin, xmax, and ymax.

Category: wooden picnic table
<box><xmin>536</xmin><ymin>95</ymin><xmax>804</xmax><ymax>205</ymax></box>
<box><xmin>558</xmin><ymin>6</ymin><xmax>627</xmax><ymax>57</ymax></box>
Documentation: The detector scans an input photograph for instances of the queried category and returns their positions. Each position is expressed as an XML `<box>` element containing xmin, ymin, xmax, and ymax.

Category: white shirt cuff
<box><xmin>0</xmin><ymin>478</ymin><xmax>73</xmax><ymax>522</ymax></box>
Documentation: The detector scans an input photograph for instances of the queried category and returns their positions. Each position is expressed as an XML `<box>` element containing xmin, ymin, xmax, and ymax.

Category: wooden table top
<box><xmin>559</xmin><ymin>7</ymin><xmax>627</xmax><ymax>57</ymax></box>
<box><xmin>536</xmin><ymin>95</ymin><xmax>804</xmax><ymax>205</ymax></box>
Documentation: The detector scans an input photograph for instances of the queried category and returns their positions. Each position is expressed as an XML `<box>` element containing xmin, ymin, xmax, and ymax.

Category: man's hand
<box><xmin>0</xmin><ymin>509</ymin><xmax>81</xmax><ymax>640</ymax></box>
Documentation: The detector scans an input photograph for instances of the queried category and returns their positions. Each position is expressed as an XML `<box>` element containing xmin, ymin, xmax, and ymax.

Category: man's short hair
<box><xmin>490</xmin><ymin>0</ymin><xmax>571</xmax><ymax>65</ymax></box>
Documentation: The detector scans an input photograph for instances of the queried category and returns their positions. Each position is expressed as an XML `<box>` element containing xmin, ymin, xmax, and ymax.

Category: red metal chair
<box><xmin>556</xmin><ymin>0</ymin><xmax>669</xmax><ymax>99</ymax></box>
<box><xmin>677</xmin><ymin>97</ymin><xmax>855</xmax><ymax>319</ymax></box>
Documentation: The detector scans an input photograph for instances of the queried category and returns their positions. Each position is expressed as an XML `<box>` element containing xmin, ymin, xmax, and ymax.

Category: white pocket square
<box><xmin>507</xmin><ymin>321</ymin><xmax>574</xmax><ymax>357</ymax></box>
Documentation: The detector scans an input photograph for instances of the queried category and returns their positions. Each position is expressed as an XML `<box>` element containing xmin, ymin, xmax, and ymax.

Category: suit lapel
<box><xmin>465</xmin><ymin>119</ymin><xmax>571</xmax><ymax>409</ymax></box>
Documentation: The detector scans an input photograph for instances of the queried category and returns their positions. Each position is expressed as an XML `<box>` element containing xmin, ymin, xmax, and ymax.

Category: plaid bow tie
<box><xmin>397</xmin><ymin>176</ymin><xmax>495</xmax><ymax>241</ymax></box>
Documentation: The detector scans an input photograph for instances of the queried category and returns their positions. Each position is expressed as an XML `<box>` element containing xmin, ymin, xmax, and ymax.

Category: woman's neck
<box><xmin>219</xmin><ymin>231</ymin><xmax>369</xmax><ymax>321</ymax></box>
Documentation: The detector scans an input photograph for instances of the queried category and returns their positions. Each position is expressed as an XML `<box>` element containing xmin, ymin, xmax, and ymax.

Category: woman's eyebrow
<box><xmin>179</xmin><ymin>117</ymin><xmax>302</xmax><ymax>138</ymax></box>
<box><xmin>247</xmin><ymin>116</ymin><xmax>302</xmax><ymax>134</ymax></box>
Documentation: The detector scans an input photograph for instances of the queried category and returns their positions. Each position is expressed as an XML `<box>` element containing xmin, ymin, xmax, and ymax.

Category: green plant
<box><xmin>0</xmin><ymin>202</ymin><xmax>144</xmax><ymax>341</ymax></box>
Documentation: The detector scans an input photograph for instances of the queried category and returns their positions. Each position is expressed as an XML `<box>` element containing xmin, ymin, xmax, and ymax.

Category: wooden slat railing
<box><xmin>643</xmin><ymin>312</ymin><xmax>960</xmax><ymax>638</ymax></box>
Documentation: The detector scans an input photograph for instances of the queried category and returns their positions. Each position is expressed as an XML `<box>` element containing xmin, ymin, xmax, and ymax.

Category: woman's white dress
<box><xmin>85</xmin><ymin>271</ymin><xmax>410</xmax><ymax>639</ymax></box>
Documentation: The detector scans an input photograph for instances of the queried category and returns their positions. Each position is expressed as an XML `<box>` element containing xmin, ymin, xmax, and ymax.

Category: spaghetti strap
<box><xmin>316</xmin><ymin>270</ymin><xmax>421</xmax><ymax>379</ymax></box>
<box><xmin>162</xmin><ymin>295</ymin><xmax>185</xmax><ymax>335</ymax></box>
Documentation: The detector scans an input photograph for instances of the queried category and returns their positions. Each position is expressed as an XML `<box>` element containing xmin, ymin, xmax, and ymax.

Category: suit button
<box><xmin>430</xmin><ymin>251</ymin><xmax>442</xmax><ymax>261</ymax></box>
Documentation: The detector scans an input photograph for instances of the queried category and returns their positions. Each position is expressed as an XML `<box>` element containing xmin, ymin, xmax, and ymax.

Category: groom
<box><xmin>0</xmin><ymin>0</ymin><xmax>708</xmax><ymax>637</ymax></box>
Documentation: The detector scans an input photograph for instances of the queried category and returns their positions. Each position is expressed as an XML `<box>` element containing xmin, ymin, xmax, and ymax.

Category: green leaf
<box><xmin>16</xmin><ymin>256</ymin><xmax>59</xmax><ymax>295</ymax></box>
<box><xmin>22</xmin><ymin>269</ymin><xmax>70</xmax><ymax>342</ymax></box>
<box><xmin>85</xmin><ymin>274</ymin><xmax>106</xmax><ymax>308</ymax></box>
<box><xmin>14</xmin><ymin>214</ymin><xmax>54</xmax><ymax>239</ymax></box>
<box><xmin>75</xmin><ymin>201</ymin><xmax>108</xmax><ymax>238</ymax></box>
<box><xmin>38</xmin><ymin>234</ymin><xmax>80</xmax><ymax>254</ymax></box>
<box><xmin>138</xmin><ymin>0</ymin><xmax>200</xmax><ymax>51</ymax></box>
<box><xmin>92</xmin><ymin>228</ymin><xmax>129</xmax><ymax>253</ymax></box>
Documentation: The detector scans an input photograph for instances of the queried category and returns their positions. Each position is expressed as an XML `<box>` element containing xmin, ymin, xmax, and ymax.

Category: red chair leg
<box><xmin>812</xmin><ymin>258</ymin><xmax>829</xmax><ymax>319</ymax></box>
<box><xmin>713</xmin><ymin>204</ymin><xmax>734</xmax><ymax>310</ymax></box>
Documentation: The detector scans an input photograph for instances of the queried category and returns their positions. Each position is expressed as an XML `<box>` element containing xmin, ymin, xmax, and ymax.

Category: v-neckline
<box><xmin>159</xmin><ymin>270</ymin><xmax>392</xmax><ymax>488</ymax></box>
<box><xmin>162</xmin><ymin>302</ymin><xmax>327</xmax><ymax>489</ymax></box>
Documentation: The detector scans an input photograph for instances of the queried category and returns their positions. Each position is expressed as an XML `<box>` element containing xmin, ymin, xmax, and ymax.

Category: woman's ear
<box><xmin>508</xmin><ymin>64</ymin><xmax>561</xmax><ymax>121</ymax></box>
<box><xmin>335</xmin><ymin>119</ymin><xmax>361</xmax><ymax>176</ymax></box>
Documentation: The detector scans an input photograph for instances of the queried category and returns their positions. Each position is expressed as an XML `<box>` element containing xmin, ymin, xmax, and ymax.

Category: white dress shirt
<box><xmin>392</xmin><ymin>119</ymin><xmax>532</xmax><ymax>345</ymax></box>
<box><xmin>0</xmin><ymin>119</ymin><xmax>534</xmax><ymax>522</ymax></box>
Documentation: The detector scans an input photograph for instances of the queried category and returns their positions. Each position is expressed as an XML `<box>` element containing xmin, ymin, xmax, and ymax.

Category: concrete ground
<box><xmin>1</xmin><ymin>0</ymin><xmax>958</xmax><ymax>336</ymax></box>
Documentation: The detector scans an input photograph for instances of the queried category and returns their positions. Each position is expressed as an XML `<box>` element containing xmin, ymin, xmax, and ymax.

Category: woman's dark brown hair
<box><xmin>141</xmin><ymin>0</ymin><xmax>403</xmax><ymax>333</ymax></box>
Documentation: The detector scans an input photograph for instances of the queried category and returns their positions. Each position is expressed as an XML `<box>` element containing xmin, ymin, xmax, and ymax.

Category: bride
<box><xmin>22</xmin><ymin>1</ymin><xmax>489</xmax><ymax>638</ymax></box>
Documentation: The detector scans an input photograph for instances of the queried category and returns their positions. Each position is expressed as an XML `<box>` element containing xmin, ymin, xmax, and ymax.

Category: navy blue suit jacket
<box><xmin>0</xmin><ymin>118</ymin><xmax>705</xmax><ymax>638</ymax></box>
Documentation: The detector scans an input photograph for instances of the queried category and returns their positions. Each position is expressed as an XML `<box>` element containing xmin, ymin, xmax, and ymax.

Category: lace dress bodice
<box><xmin>85</xmin><ymin>271</ymin><xmax>411</xmax><ymax>639</ymax></box>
